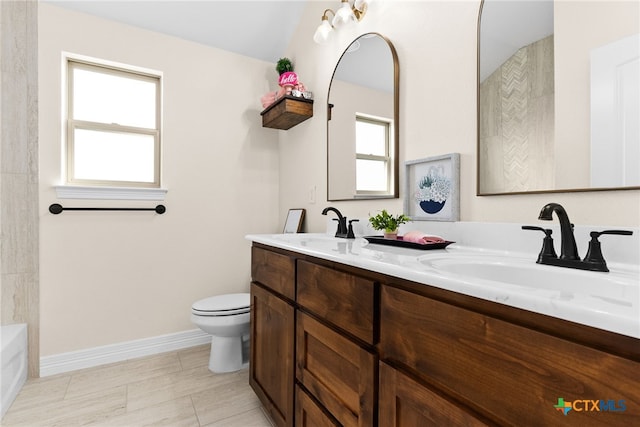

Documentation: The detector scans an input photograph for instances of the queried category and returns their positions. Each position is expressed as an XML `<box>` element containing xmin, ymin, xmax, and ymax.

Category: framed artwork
<box><xmin>404</xmin><ymin>153</ymin><xmax>460</xmax><ymax>221</ymax></box>
<box><xmin>283</xmin><ymin>208</ymin><xmax>305</xmax><ymax>233</ymax></box>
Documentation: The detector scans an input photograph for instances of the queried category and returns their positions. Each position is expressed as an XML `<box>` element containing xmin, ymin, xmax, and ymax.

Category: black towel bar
<box><xmin>49</xmin><ymin>204</ymin><xmax>166</xmax><ymax>215</ymax></box>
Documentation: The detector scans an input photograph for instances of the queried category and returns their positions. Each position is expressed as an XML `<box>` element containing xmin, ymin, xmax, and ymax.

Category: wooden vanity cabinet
<box><xmin>250</xmin><ymin>246</ymin><xmax>295</xmax><ymax>427</ymax></box>
<box><xmin>379</xmin><ymin>284</ymin><xmax>640</xmax><ymax>427</ymax></box>
<box><xmin>251</xmin><ymin>243</ymin><xmax>640</xmax><ymax>427</ymax></box>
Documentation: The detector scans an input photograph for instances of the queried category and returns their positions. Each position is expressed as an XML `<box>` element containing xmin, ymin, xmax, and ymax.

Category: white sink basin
<box><xmin>270</xmin><ymin>234</ymin><xmax>336</xmax><ymax>243</ymax></box>
<box><xmin>419</xmin><ymin>253</ymin><xmax>639</xmax><ymax>303</ymax></box>
<box><xmin>267</xmin><ymin>233</ymin><xmax>359</xmax><ymax>253</ymax></box>
<box><xmin>269</xmin><ymin>233</ymin><xmax>343</xmax><ymax>247</ymax></box>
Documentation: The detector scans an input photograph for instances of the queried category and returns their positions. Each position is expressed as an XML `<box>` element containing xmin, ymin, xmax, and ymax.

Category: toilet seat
<box><xmin>192</xmin><ymin>293</ymin><xmax>250</xmax><ymax>316</ymax></box>
<box><xmin>190</xmin><ymin>292</ymin><xmax>251</xmax><ymax>373</ymax></box>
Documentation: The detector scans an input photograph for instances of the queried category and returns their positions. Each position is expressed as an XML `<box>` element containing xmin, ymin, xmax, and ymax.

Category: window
<box><xmin>355</xmin><ymin>115</ymin><xmax>392</xmax><ymax>195</ymax></box>
<box><xmin>66</xmin><ymin>58</ymin><xmax>161</xmax><ymax>188</ymax></box>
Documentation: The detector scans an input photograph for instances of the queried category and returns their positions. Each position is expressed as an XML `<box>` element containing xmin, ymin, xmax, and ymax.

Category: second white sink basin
<box><xmin>419</xmin><ymin>253</ymin><xmax>639</xmax><ymax>304</ymax></box>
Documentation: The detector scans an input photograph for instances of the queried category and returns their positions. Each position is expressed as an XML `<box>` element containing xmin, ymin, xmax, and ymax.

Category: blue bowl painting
<box><xmin>419</xmin><ymin>199</ymin><xmax>446</xmax><ymax>214</ymax></box>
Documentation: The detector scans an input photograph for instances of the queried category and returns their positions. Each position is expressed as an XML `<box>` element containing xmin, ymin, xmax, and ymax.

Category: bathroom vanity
<box><xmin>247</xmin><ymin>233</ymin><xmax>639</xmax><ymax>427</ymax></box>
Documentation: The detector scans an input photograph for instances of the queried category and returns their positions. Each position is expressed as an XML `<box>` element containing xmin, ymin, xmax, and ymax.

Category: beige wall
<box><xmin>280</xmin><ymin>0</ymin><xmax>639</xmax><ymax>233</ymax></box>
<box><xmin>38</xmin><ymin>4</ymin><xmax>280</xmax><ymax>356</ymax></box>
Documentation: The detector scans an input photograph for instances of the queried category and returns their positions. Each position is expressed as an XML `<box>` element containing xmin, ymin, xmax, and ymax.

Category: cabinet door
<box><xmin>250</xmin><ymin>282</ymin><xmax>295</xmax><ymax>427</ymax></box>
<box><xmin>379</xmin><ymin>362</ymin><xmax>488</xmax><ymax>427</ymax></box>
<box><xmin>296</xmin><ymin>385</ymin><xmax>340</xmax><ymax>427</ymax></box>
<box><xmin>296</xmin><ymin>311</ymin><xmax>376</xmax><ymax>427</ymax></box>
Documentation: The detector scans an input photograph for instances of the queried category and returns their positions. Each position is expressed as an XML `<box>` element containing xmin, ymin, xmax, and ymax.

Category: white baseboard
<box><xmin>40</xmin><ymin>329</ymin><xmax>210</xmax><ymax>377</ymax></box>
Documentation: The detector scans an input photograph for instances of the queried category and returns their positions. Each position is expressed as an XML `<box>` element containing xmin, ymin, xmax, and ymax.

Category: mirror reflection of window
<box><xmin>327</xmin><ymin>33</ymin><xmax>399</xmax><ymax>201</ymax></box>
<box><xmin>355</xmin><ymin>115</ymin><xmax>391</xmax><ymax>195</ymax></box>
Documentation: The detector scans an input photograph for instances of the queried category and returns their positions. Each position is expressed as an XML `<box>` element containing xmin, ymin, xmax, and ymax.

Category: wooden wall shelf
<box><xmin>261</xmin><ymin>95</ymin><xmax>313</xmax><ymax>130</ymax></box>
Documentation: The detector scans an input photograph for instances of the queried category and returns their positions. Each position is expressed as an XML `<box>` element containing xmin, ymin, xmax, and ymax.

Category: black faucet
<box><xmin>538</xmin><ymin>203</ymin><xmax>579</xmax><ymax>260</ymax></box>
<box><xmin>322</xmin><ymin>207</ymin><xmax>350</xmax><ymax>238</ymax></box>
<box><xmin>523</xmin><ymin>203</ymin><xmax>633</xmax><ymax>272</ymax></box>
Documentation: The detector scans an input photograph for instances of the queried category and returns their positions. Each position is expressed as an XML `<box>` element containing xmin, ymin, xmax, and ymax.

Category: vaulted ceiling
<box><xmin>44</xmin><ymin>1</ymin><xmax>308</xmax><ymax>63</ymax></box>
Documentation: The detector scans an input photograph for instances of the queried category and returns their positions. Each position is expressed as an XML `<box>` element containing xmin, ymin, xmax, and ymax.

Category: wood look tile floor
<box><xmin>2</xmin><ymin>345</ymin><xmax>274</xmax><ymax>427</ymax></box>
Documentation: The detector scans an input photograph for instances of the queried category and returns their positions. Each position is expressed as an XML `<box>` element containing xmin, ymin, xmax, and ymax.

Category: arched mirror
<box><xmin>327</xmin><ymin>33</ymin><xmax>399</xmax><ymax>201</ymax></box>
<box><xmin>478</xmin><ymin>0</ymin><xmax>639</xmax><ymax>195</ymax></box>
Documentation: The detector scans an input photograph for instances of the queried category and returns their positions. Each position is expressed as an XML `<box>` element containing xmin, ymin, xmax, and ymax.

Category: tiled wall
<box><xmin>479</xmin><ymin>35</ymin><xmax>555</xmax><ymax>194</ymax></box>
<box><xmin>1</xmin><ymin>0</ymin><xmax>40</xmax><ymax>377</ymax></box>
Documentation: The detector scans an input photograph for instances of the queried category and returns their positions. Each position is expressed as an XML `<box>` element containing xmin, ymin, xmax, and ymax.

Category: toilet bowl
<box><xmin>191</xmin><ymin>293</ymin><xmax>250</xmax><ymax>373</ymax></box>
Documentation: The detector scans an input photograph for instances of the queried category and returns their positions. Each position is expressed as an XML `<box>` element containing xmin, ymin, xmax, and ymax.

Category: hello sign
<box><xmin>279</xmin><ymin>71</ymin><xmax>298</xmax><ymax>87</ymax></box>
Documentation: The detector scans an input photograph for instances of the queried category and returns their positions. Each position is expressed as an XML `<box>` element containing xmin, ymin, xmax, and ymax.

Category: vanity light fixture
<box><xmin>313</xmin><ymin>0</ymin><xmax>369</xmax><ymax>44</ymax></box>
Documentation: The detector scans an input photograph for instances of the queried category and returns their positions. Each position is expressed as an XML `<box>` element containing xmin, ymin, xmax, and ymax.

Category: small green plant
<box><xmin>368</xmin><ymin>210</ymin><xmax>410</xmax><ymax>232</ymax></box>
<box><xmin>276</xmin><ymin>57</ymin><xmax>294</xmax><ymax>75</ymax></box>
<box><xmin>418</xmin><ymin>175</ymin><xmax>435</xmax><ymax>188</ymax></box>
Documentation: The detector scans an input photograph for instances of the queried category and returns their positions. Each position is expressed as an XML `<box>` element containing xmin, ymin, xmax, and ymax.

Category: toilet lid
<box><xmin>192</xmin><ymin>293</ymin><xmax>250</xmax><ymax>316</ymax></box>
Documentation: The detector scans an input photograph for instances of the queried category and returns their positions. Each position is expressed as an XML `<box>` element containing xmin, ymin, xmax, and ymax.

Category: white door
<box><xmin>590</xmin><ymin>33</ymin><xmax>640</xmax><ymax>187</ymax></box>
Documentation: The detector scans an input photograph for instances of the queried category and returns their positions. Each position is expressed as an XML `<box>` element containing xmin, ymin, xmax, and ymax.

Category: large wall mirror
<box><xmin>478</xmin><ymin>0</ymin><xmax>639</xmax><ymax>195</ymax></box>
<box><xmin>327</xmin><ymin>33</ymin><xmax>399</xmax><ymax>201</ymax></box>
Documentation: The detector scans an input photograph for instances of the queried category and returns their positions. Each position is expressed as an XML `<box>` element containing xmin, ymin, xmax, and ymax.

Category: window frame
<box><xmin>355</xmin><ymin>114</ymin><xmax>393</xmax><ymax>196</ymax></box>
<box><xmin>66</xmin><ymin>58</ymin><xmax>162</xmax><ymax>189</ymax></box>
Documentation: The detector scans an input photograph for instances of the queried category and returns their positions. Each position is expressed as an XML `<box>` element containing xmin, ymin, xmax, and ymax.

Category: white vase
<box><xmin>383</xmin><ymin>230</ymin><xmax>398</xmax><ymax>240</ymax></box>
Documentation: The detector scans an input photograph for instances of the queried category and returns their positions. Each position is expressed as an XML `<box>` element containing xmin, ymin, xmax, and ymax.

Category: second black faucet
<box><xmin>322</xmin><ymin>207</ymin><xmax>355</xmax><ymax>238</ymax></box>
<box><xmin>523</xmin><ymin>202</ymin><xmax>633</xmax><ymax>272</ymax></box>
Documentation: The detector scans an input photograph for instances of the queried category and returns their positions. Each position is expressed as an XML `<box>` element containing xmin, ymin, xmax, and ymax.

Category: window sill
<box><xmin>54</xmin><ymin>185</ymin><xmax>167</xmax><ymax>201</ymax></box>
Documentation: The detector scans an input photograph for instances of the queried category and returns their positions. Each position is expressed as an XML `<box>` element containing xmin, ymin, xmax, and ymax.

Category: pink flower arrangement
<box><xmin>260</xmin><ymin>57</ymin><xmax>310</xmax><ymax>109</ymax></box>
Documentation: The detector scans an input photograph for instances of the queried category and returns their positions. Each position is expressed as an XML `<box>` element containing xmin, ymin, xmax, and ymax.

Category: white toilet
<box><xmin>191</xmin><ymin>293</ymin><xmax>250</xmax><ymax>373</ymax></box>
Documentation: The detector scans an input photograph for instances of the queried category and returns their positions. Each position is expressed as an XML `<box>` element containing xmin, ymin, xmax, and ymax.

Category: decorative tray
<box><xmin>363</xmin><ymin>236</ymin><xmax>454</xmax><ymax>250</ymax></box>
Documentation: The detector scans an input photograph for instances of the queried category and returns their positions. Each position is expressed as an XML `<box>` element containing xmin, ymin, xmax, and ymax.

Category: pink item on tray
<box><xmin>401</xmin><ymin>230</ymin><xmax>446</xmax><ymax>245</ymax></box>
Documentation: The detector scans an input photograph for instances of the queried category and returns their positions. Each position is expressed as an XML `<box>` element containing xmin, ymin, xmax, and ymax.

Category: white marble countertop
<box><xmin>246</xmin><ymin>233</ymin><xmax>640</xmax><ymax>339</ymax></box>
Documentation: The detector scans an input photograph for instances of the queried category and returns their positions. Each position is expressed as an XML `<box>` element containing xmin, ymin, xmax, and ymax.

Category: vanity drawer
<box><xmin>380</xmin><ymin>285</ymin><xmax>640</xmax><ymax>426</ymax></box>
<box><xmin>379</xmin><ymin>362</ymin><xmax>489</xmax><ymax>427</ymax></box>
<box><xmin>296</xmin><ymin>259</ymin><xmax>376</xmax><ymax>344</ymax></box>
<box><xmin>251</xmin><ymin>246</ymin><xmax>295</xmax><ymax>300</ymax></box>
<box><xmin>296</xmin><ymin>311</ymin><xmax>376</xmax><ymax>427</ymax></box>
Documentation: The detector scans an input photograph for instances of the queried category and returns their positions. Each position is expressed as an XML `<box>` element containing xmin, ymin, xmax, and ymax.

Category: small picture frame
<box><xmin>404</xmin><ymin>153</ymin><xmax>460</xmax><ymax>221</ymax></box>
<box><xmin>283</xmin><ymin>208</ymin><xmax>305</xmax><ymax>233</ymax></box>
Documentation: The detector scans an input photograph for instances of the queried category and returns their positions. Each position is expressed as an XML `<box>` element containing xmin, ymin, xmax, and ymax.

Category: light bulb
<box><xmin>332</xmin><ymin>1</ymin><xmax>356</xmax><ymax>28</ymax></box>
<box><xmin>313</xmin><ymin>19</ymin><xmax>333</xmax><ymax>44</ymax></box>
